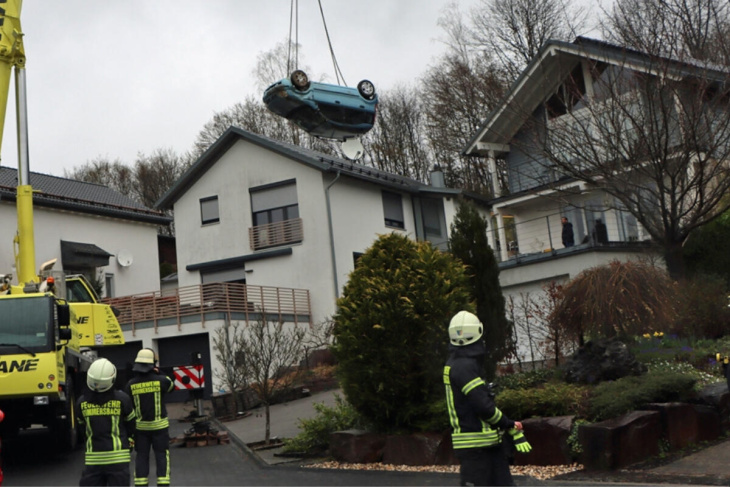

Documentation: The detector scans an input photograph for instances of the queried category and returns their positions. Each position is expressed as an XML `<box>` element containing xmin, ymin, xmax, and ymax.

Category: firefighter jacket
<box><xmin>444</xmin><ymin>341</ymin><xmax>515</xmax><ymax>450</ymax></box>
<box><xmin>125</xmin><ymin>370</ymin><xmax>174</xmax><ymax>431</ymax></box>
<box><xmin>75</xmin><ymin>389</ymin><xmax>136</xmax><ymax>465</ymax></box>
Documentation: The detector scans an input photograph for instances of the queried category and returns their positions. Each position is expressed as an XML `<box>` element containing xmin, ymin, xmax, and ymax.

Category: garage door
<box><xmin>99</xmin><ymin>340</ymin><xmax>143</xmax><ymax>392</ymax></box>
<box><xmin>157</xmin><ymin>333</ymin><xmax>213</xmax><ymax>402</ymax></box>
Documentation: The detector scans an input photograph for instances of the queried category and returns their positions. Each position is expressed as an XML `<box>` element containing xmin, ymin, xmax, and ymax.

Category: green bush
<box><xmin>332</xmin><ymin>233</ymin><xmax>472</xmax><ymax>433</ymax></box>
<box><xmin>497</xmin><ymin>381</ymin><xmax>591</xmax><ymax>419</ymax></box>
<box><xmin>496</xmin><ymin>368</ymin><xmax>556</xmax><ymax>391</ymax></box>
<box><xmin>282</xmin><ymin>395</ymin><xmax>365</xmax><ymax>454</ymax></box>
<box><xmin>588</xmin><ymin>370</ymin><xmax>697</xmax><ymax>421</ymax></box>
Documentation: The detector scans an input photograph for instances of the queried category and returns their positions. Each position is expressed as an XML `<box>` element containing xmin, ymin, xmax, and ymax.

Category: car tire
<box><xmin>291</xmin><ymin>70</ymin><xmax>310</xmax><ymax>90</ymax></box>
<box><xmin>357</xmin><ymin>80</ymin><xmax>376</xmax><ymax>100</ymax></box>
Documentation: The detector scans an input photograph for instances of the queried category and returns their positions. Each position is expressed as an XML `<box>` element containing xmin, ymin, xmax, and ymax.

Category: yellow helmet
<box><xmin>448</xmin><ymin>311</ymin><xmax>483</xmax><ymax>346</ymax></box>
<box><xmin>87</xmin><ymin>358</ymin><xmax>117</xmax><ymax>392</ymax></box>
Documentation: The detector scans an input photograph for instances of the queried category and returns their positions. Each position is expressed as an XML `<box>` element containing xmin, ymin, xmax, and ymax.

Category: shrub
<box><xmin>332</xmin><ymin>233</ymin><xmax>472</xmax><ymax>433</ymax></box>
<box><xmin>551</xmin><ymin>261</ymin><xmax>678</xmax><ymax>342</ymax></box>
<box><xmin>497</xmin><ymin>381</ymin><xmax>591</xmax><ymax>419</ymax></box>
<box><xmin>588</xmin><ymin>369</ymin><xmax>697</xmax><ymax>421</ymax></box>
<box><xmin>282</xmin><ymin>395</ymin><xmax>365</xmax><ymax>454</ymax></box>
<box><xmin>672</xmin><ymin>276</ymin><xmax>730</xmax><ymax>339</ymax></box>
<box><xmin>496</xmin><ymin>368</ymin><xmax>556</xmax><ymax>391</ymax></box>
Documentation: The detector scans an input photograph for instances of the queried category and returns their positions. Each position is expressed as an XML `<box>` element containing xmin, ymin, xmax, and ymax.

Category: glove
<box><xmin>508</xmin><ymin>428</ymin><xmax>532</xmax><ymax>453</ymax></box>
<box><xmin>129</xmin><ymin>437</ymin><xmax>135</xmax><ymax>452</ymax></box>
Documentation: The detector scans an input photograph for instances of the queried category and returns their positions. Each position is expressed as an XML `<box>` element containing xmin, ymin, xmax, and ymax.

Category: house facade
<box><xmin>0</xmin><ymin>167</ymin><xmax>169</xmax><ymax>297</ymax></box>
<box><xmin>129</xmin><ymin>127</ymin><xmax>489</xmax><ymax>398</ymax></box>
<box><xmin>463</xmin><ymin>36</ymin><xmax>728</xmax><ymax>363</ymax></box>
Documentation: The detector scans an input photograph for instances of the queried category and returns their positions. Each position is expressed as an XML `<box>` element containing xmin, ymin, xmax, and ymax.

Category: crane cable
<box><xmin>317</xmin><ymin>0</ymin><xmax>347</xmax><ymax>86</ymax></box>
<box><xmin>287</xmin><ymin>0</ymin><xmax>299</xmax><ymax>75</ymax></box>
<box><xmin>287</xmin><ymin>0</ymin><xmax>347</xmax><ymax>86</ymax></box>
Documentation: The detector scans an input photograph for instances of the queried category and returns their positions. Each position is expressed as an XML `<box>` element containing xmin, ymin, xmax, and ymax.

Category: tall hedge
<box><xmin>332</xmin><ymin>233</ymin><xmax>472</xmax><ymax>433</ymax></box>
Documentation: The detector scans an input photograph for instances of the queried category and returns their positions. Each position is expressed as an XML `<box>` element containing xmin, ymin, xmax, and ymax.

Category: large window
<box><xmin>249</xmin><ymin>181</ymin><xmax>302</xmax><ymax>250</ymax></box>
<box><xmin>200</xmin><ymin>196</ymin><xmax>219</xmax><ymax>225</ymax></box>
<box><xmin>251</xmin><ymin>182</ymin><xmax>299</xmax><ymax>226</ymax></box>
<box><xmin>382</xmin><ymin>191</ymin><xmax>405</xmax><ymax>229</ymax></box>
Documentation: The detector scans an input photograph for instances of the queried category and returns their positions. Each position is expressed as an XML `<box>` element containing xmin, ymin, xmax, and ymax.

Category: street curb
<box><xmin>212</xmin><ymin>417</ymin><xmax>275</xmax><ymax>469</ymax></box>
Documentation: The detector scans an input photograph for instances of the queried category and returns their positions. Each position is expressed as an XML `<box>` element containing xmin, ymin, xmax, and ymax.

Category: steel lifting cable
<box><xmin>317</xmin><ymin>0</ymin><xmax>346</xmax><ymax>86</ymax></box>
<box><xmin>287</xmin><ymin>0</ymin><xmax>299</xmax><ymax>74</ymax></box>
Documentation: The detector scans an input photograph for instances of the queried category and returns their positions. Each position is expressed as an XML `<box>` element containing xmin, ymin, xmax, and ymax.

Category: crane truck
<box><xmin>0</xmin><ymin>1</ymin><xmax>126</xmax><ymax>451</ymax></box>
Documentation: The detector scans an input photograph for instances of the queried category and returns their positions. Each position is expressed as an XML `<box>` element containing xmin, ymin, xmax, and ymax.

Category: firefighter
<box><xmin>444</xmin><ymin>311</ymin><xmax>532</xmax><ymax>486</ymax></box>
<box><xmin>125</xmin><ymin>349</ymin><xmax>174</xmax><ymax>487</ymax></box>
<box><xmin>76</xmin><ymin>358</ymin><xmax>136</xmax><ymax>487</ymax></box>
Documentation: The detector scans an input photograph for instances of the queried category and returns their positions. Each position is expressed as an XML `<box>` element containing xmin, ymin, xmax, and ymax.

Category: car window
<box><xmin>319</xmin><ymin>104</ymin><xmax>375</xmax><ymax>125</ymax></box>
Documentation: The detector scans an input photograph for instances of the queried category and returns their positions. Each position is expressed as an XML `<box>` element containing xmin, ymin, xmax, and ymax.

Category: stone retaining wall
<box><xmin>329</xmin><ymin>384</ymin><xmax>729</xmax><ymax>470</ymax></box>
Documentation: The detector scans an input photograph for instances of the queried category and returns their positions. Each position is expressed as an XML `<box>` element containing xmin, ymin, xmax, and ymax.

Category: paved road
<box><xmin>2</xmin><ymin>390</ymin><xmax>724</xmax><ymax>486</ymax></box>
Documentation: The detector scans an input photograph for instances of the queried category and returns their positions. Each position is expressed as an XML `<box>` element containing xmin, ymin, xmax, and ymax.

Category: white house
<box><xmin>0</xmin><ymin>166</ymin><xmax>169</xmax><ymax>297</ymax></box>
<box><xmin>463</xmin><ymin>36</ymin><xmax>729</xmax><ymax>363</ymax></box>
<box><xmin>114</xmin><ymin>127</ymin><xmax>490</xmax><ymax>398</ymax></box>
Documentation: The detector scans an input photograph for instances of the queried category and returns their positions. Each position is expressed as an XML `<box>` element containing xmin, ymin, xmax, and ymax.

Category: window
<box><xmin>249</xmin><ymin>181</ymin><xmax>303</xmax><ymax>250</ymax></box>
<box><xmin>545</xmin><ymin>63</ymin><xmax>588</xmax><ymax>119</ymax></box>
<box><xmin>382</xmin><ymin>191</ymin><xmax>404</xmax><ymax>229</ymax></box>
<box><xmin>200</xmin><ymin>196</ymin><xmax>219</xmax><ymax>225</ymax></box>
<box><xmin>105</xmin><ymin>273</ymin><xmax>115</xmax><ymax>298</ymax></box>
<box><xmin>251</xmin><ymin>182</ymin><xmax>299</xmax><ymax>226</ymax></box>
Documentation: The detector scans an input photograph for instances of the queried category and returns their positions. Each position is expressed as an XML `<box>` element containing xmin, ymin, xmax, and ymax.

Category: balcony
<box><xmin>103</xmin><ymin>282</ymin><xmax>311</xmax><ymax>336</ymax></box>
<box><xmin>493</xmin><ymin>210</ymin><xmax>652</xmax><ymax>269</ymax></box>
<box><xmin>249</xmin><ymin>218</ymin><xmax>303</xmax><ymax>251</ymax></box>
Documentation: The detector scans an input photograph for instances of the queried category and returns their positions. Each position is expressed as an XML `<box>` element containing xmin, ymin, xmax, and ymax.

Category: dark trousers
<box><xmin>456</xmin><ymin>446</ymin><xmax>514</xmax><ymax>486</ymax></box>
<box><xmin>80</xmin><ymin>463</ymin><xmax>130</xmax><ymax>486</ymax></box>
<box><xmin>134</xmin><ymin>428</ymin><xmax>170</xmax><ymax>486</ymax></box>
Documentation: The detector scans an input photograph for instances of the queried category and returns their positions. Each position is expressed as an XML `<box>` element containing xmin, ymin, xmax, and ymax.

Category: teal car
<box><xmin>263</xmin><ymin>70</ymin><xmax>378</xmax><ymax>141</ymax></box>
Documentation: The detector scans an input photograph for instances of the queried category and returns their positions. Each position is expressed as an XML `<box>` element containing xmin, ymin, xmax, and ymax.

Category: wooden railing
<box><xmin>103</xmin><ymin>282</ymin><xmax>311</xmax><ymax>335</ymax></box>
<box><xmin>248</xmin><ymin>218</ymin><xmax>303</xmax><ymax>250</ymax></box>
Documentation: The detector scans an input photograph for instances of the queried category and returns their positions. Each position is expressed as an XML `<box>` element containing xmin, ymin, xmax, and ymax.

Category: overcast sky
<box><xmin>0</xmin><ymin>0</ymin><xmax>492</xmax><ymax>177</ymax></box>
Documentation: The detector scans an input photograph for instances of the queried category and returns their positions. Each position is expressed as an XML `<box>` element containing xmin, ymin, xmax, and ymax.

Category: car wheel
<box><xmin>357</xmin><ymin>80</ymin><xmax>376</xmax><ymax>100</ymax></box>
<box><xmin>290</xmin><ymin>70</ymin><xmax>309</xmax><ymax>90</ymax></box>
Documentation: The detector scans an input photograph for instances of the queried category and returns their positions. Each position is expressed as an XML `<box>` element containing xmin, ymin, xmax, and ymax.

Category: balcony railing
<box><xmin>493</xmin><ymin>210</ymin><xmax>648</xmax><ymax>264</ymax></box>
<box><xmin>103</xmin><ymin>282</ymin><xmax>311</xmax><ymax>335</ymax></box>
<box><xmin>249</xmin><ymin>218</ymin><xmax>303</xmax><ymax>250</ymax></box>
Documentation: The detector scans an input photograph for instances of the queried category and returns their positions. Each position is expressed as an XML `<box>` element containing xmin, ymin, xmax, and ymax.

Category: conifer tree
<box><xmin>449</xmin><ymin>200</ymin><xmax>513</xmax><ymax>380</ymax></box>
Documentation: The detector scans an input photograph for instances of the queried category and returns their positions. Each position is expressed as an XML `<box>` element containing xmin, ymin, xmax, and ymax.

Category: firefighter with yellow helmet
<box><xmin>76</xmin><ymin>358</ymin><xmax>136</xmax><ymax>486</ymax></box>
<box><xmin>444</xmin><ymin>311</ymin><xmax>531</xmax><ymax>486</ymax></box>
<box><xmin>125</xmin><ymin>348</ymin><xmax>174</xmax><ymax>487</ymax></box>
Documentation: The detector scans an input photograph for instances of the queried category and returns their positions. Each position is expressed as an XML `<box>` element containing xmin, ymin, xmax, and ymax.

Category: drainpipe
<box><xmin>325</xmin><ymin>171</ymin><xmax>342</xmax><ymax>299</ymax></box>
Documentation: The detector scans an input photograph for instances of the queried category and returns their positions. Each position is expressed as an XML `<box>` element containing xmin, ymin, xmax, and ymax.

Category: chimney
<box><xmin>430</xmin><ymin>164</ymin><xmax>445</xmax><ymax>188</ymax></box>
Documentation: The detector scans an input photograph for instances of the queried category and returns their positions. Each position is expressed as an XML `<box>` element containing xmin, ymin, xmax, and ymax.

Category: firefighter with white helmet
<box><xmin>76</xmin><ymin>358</ymin><xmax>136</xmax><ymax>486</ymax></box>
<box><xmin>444</xmin><ymin>311</ymin><xmax>531</xmax><ymax>486</ymax></box>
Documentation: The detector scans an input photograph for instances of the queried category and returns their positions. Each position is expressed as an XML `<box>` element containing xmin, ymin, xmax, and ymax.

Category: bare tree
<box><xmin>64</xmin><ymin>157</ymin><xmax>136</xmax><ymax>199</ymax></box>
<box><xmin>421</xmin><ymin>50</ymin><xmax>508</xmax><ymax>195</ymax></box>
<box><xmin>133</xmin><ymin>148</ymin><xmax>190</xmax><ymax>209</ymax></box>
<box><xmin>468</xmin><ymin>0</ymin><xmax>589</xmax><ymax>79</ymax></box>
<box><xmin>363</xmin><ymin>85</ymin><xmax>432</xmax><ymax>182</ymax></box>
<box><xmin>212</xmin><ymin>316</ymin><xmax>330</xmax><ymax>445</ymax></box>
<box><xmin>507</xmin><ymin>292</ymin><xmax>548</xmax><ymax>370</ymax></box>
<box><xmin>603</xmin><ymin>0</ymin><xmax>730</xmax><ymax>64</ymax></box>
<box><xmin>212</xmin><ymin>320</ymin><xmax>250</xmax><ymax>402</ymax></box>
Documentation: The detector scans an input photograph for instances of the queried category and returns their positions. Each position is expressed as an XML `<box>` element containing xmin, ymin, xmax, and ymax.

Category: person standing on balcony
<box><xmin>125</xmin><ymin>349</ymin><xmax>174</xmax><ymax>487</ymax></box>
<box><xmin>561</xmin><ymin>217</ymin><xmax>575</xmax><ymax>248</ymax></box>
<box><xmin>444</xmin><ymin>311</ymin><xmax>532</xmax><ymax>486</ymax></box>
<box><xmin>593</xmin><ymin>219</ymin><xmax>608</xmax><ymax>245</ymax></box>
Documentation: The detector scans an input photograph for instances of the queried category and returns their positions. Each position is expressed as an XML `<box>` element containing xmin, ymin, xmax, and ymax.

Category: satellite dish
<box><xmin>117</xmin><ymin>250</ymin><xmax>134</xmax><ymax>267</ymax></box>
<box><xmin>341</xmin><ymin>137</ymin><xmax>364</xmax><ymax>160</ymax></box>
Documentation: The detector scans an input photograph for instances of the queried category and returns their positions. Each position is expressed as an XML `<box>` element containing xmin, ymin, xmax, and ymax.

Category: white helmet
<box><xmin>448</xmin><ymin>311</ymin><xmax>483</xmax><ymax>346</ymax></box>
<box><xmin>87</xmin><ymin>358</ymin><xmax>117</xmax><ymax>392</ymax></box>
